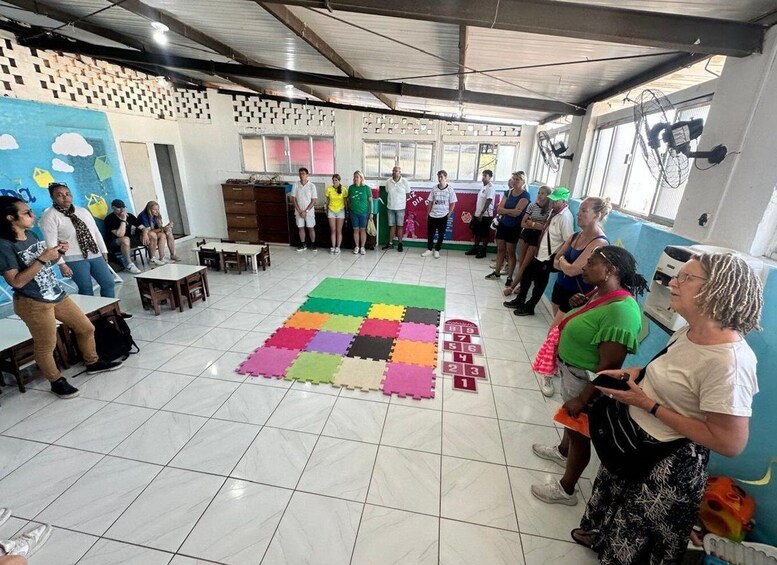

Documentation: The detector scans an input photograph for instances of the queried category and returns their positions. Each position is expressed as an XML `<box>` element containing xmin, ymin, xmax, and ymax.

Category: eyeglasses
<box><xmin>672</xmin><ymin>272</ymin><xmax>708</xmax><ymax>284</ymax></box>
<box><xmin>20</xmin><ymin>210</ymin><xmax>34</xmax><ymax>217</ymax></box>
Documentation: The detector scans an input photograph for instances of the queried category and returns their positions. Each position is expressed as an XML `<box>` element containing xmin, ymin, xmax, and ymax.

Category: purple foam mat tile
<box><xmin>397</xmin><ymin>322</ymin><xmax>438</xmax><ymax>343</ymax></box>
<box><xmin>305</xmin><ymin>331</ymin><xmax>355</xmax><ymax>355</ymax></box>
<box><xmin>237</xmin><ymin>346</ymin><xmax>302</xmax><ymax>378</ymax></box>
<box><xmin>381</xmin><ymin>362</ymin><xmax>436</xmax><ymax>400</ymax></box>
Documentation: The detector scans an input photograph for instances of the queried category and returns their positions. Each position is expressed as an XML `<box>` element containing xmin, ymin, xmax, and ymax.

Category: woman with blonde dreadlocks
<box><xmin>572</xmin><ymin>252</ymin><xmax>763</xmax><ymax>565</ymax></box>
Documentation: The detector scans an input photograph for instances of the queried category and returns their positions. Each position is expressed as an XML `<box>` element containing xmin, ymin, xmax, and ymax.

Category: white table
<box><xmin>214</xmin><ymin>243</ymin><xmax>269</xmax><ymax>273</ymax></box>
<box><xmin>134</xmin><ymin>264</ymin><xmax>209</xmax><ymax>313</ymax></box>
<box><xmin>67</xmin><ymin>294</ymin><xmax>122</xmax><ymax>317</ymax></box>
<box><xmin>0</xmin><ymin>318</ymin><xmax>68</xmax><ymax>392</ymax></box>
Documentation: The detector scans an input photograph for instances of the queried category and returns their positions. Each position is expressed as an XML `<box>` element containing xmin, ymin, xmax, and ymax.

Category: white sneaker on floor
<box><xmin>434</xmin><ymin>250</ymin><xmax>440</xmax><ymax>258</ymax></box>
<box><xmin>359</xmin><ymin>247</ymin><xmax>366</xmax><ymax>255</ymax></box>
<box><xmin>335</xmin><ymin>247</ymin><xmax>341</xmax><ymax>254</ymax></box>
<box><xmin>329</xmin><ymin>247</ymin><xmax>335</xmax><ymax>254</ymax></box>
<box><xmin>169</xmin><ymin>255</ymin><xmax>181</xmax><ymax>262</ymax></box>
<box><xmin>127</xmin><ymin>262</ymin><xmax>142</xmax><ymax>274</ymax></box>
<box><xmin>0</xmin><ymin>507</ymin><xmax>10</xmax><ymax>527</ymax></box>
<box><xmin>532</xmin><ymin>443</ymin><xmax>567</xmax><ymax>467</ymax></box>
<box><xmin>1</xmin><ymin>523</ymin><xmax>53</xmax><ymax>557</ymax></box>
<box><xmin>541</xmin><ymin>375</ymin><xmax>555</xmax><ymax>397</ymax></box>
<box><xmin>421</xmin><ymin>249</ymin><xmax>433</xmax><ymax>257</ymax></box>
<box><xmin>531</xmin><ymin>479</ymin><xmax>578</xmax><ymax>506</ymax></box>
<box><xmin>353</xmin><ymin>247</ymin><xmax>360</xmax><ymax>255</ymax></box>
<box><xmin>150</xmin><ymin>257</ymin><xmax>165</xmax><ymax>266</ymax></box>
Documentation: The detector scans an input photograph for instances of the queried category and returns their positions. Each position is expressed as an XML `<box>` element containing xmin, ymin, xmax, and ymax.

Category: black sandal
<box><xmin>570</xmin><ymin>528</ymin><xmax>596</xmax><ymax>549</ymax></box>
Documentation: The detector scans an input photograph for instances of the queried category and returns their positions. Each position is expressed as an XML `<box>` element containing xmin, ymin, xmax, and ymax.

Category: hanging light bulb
<box><xmin>151</xmin><ymin>22</ymin><xmax>169</xmax><ymax>46</ymax></box>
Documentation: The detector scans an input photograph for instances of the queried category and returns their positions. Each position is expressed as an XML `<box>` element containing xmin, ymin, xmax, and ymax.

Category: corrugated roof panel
<box><xmin>45</xmin><ymin>0</ymin><xmax>233</xmax><ymax>62</ymax></box>
<box><xmin>465</xmin><ymin>28</ymin><xmax>675</xmax><ymax>102</ymax></box>
<box><xmin>287</xmin><ymin>6</ymin><xmax>460</xmax><ymax>90</ymax></box>
<box><xmin>395</xmin><ymin>96</ymin><xmax>544</xmax><ymax>124</ymax></box>
<box><xmin>138</xmin><ymin>0</ymin><xmax>345</xmax><ymax>76</ymax></box>
<box><xmin>559</xmin><ymin>0</ymin><xmax>776</xmax><ymax>21</ymax></box>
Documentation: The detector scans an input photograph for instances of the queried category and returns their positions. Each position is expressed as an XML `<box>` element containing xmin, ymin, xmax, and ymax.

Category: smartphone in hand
<box><xmin>586</xmin><ymin>370</ymin><xmax>631</xmax><ymax>391</ymax></box>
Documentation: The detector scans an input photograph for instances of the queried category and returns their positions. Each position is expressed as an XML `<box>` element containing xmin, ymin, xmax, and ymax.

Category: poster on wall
<box><xmin>0</xmin><ymin>98</ymin><xmax>130</xmax><ymax>226</ymax></box>
<box><xmin>403</xmin><ymin>187</ymin><xmax>500</xmax><ymax>244</ymax></box>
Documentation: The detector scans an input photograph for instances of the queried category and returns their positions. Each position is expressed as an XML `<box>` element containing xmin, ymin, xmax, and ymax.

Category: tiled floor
<box><xmin>0</xmin><ymin>243</ymin><xmax>600</xmax><ymax>565</ymax></box>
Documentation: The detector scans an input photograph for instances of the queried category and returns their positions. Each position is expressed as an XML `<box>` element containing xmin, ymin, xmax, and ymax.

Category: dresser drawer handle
<box><xmin>233</xmin><ymin>201</ymin><xmax>244</xmax><ymax>205</ymax></box>
<box><xmin>236</xmin><ymin>216</ymin><xmax>246</xmax><ymax>219</ymax></box>
<box><xmin>231</xmin><ymin>187</ymin><xmax>244</xmax><ymax>191</ymax></box>
<box><xmin>237</xmin><ymin>230</ymin><xmax>247</xmax><ymax>233</ymax></box>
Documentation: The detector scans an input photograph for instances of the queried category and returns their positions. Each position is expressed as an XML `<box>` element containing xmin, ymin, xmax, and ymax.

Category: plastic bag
<box><xmin>366</xmin><ymin>215</ymin><xmax>377</xmax><ymax>237</ymax></box>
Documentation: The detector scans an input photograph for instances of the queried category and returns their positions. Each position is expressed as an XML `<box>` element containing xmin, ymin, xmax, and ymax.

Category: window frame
<box><xmin>441</xmin><ymin>142</ymin><xmax>521</xmax><ymax>182</ymax></box>
<box><xmin>583</xmin><ymin>98</ymin><xmax>712</xmax><ymax>226</ymax></box>
<box><xmin>362</xmin><ymin>140</ymin><xmax>435</xmax><ymax>181</ymax></box>
<box><xmin>239</xmin><ymin>134</ymin><xmax>335</xmax><ymax>175</ymax></box>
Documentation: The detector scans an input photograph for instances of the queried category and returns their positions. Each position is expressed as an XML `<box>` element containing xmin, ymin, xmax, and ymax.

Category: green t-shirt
<box><xmin>557</xmin><ymin>297</ymin><xmax>642</xmax><ymax>372</ymax></box>
<box><xmin>348</xmin><ymin>184</ymin><xmax>371</xmax><ymax>215</ymax></box>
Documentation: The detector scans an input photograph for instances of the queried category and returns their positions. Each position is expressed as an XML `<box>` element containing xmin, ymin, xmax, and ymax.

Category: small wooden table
<box><xmin>0</xmin><ymin>318</ymin><xmax>69</xmax><ymax>393</ymax></box>
<box><xmin>67</xmin><ymin>294</ymin><xmax>123</xmax><ymax>321</ymax></box>
<box><xmin>135</xmin><ymin>264</ymin><xmax>209</xmax><ymax>315</ymax></box>
<box><xmin>215</xmin><ymin>243</ymin><xmax>270</xmax><ymax>273</ymax></box>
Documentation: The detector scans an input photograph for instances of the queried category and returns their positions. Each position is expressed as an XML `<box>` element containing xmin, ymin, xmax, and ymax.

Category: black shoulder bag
<box><xmin>588</xmin><ymin>344</ymin><xmax>690</xmax><ymax>479</ymax></box>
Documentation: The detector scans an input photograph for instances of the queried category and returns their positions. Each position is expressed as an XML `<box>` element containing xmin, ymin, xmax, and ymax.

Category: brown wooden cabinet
<box><xmin>222</xmin><ymin>182</ymin><xmax>291</xmax><ymax>243</ymax></box>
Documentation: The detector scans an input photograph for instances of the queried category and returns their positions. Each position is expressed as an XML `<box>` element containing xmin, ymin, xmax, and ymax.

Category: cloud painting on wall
<box><xmin>51</xmin><ymin>132</ymin><xmax>94</xmax><ymax>157</ymax></box>
<box><xmin>0</xmin><ymin>133</ymin><xmax>19</xmax><ymax>150</ymax></box>
<box><xmin>52</xmin><ymin>158</ymin><xmax>75</xmax><ymax>173</ymax></box>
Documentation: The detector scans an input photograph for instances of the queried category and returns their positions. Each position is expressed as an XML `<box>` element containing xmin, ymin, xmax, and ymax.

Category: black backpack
<box><xmin>93</xmin><ymin>313</ymin><xmax>140</xmax><ymax>362</ymax></box>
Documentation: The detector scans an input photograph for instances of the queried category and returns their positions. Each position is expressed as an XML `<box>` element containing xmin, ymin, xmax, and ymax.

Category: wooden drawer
<box><xmin>222</xmin><ymin>184</ymin><xmax>256</xmax><ymax>201</ymax></box>
<box><xmin>261</xmin><ymin>228</ymin><xmax>291</xmax><ymax>244</ymax></box>
<box><xmin>226</xmin><ymin>214</ymin><xmax>259</xmax><ymax>228</ymax></box>
<box><xmin>227</xmin><ymin>228</ymin><xmax>262</xmax><ymax>243</ymax></box>
<box><xmin>256</xmin><ymin>214</ymin><xmax>288</xmax><ymax>231</ymax></box>
<box><xmin>254</xmin><ymin>186</ymin><xmax>287</xmax><ymax>203</ymax></box>
<box><xmin>224</xmin><ymin>200</ymin><xmax>260</xmax><ymax>214</ymax></box>
<box><xmin>257</xmin><ymin>201</ymin><xmax>287</xmax><ymax>216</ymax></box>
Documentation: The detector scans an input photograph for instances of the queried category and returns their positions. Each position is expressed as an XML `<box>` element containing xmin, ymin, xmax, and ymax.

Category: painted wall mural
<box><xmin>0</xmin><ymin>97</ymin><xmax>130</xmax><ymax>302</ymax></box>
<box><xmin>0</xmin><ymin>97</ymin><xmax>127</xmax><ymax>221</ymax></box>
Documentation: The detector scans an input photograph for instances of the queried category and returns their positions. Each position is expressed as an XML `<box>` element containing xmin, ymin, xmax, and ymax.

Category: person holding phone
<box><xmin>574</xmin><ymin>253</ymin><xmax>762</xmax><ymax>564</ymax></box>
<box><xmin>530</xmin><ymin>246</ymin><xmax>646</xmax><ymax>506</ymax></box>
<box><xmin>138</xmin><ymin>200</ymin><xmax>179</xmax><ymax>265</ymax></box>
<box><xmin>38</xmin><ymin>182</ymin><xmax>115</xmax><ymax>299</ymax></box>
<box><xmin>0</xmin><ymin>197</ymin><xmax>122</xmax><ymax>400</ymax></box>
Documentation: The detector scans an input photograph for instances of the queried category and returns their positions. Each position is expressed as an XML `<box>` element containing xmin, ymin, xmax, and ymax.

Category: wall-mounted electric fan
<box><xmin>633</xmin><ymin>89</ymin><xmax>728</xmax><ymax>189</ymax></box>
<box><xmin>537</xmin><ymin>130</ymin><xmax>574</xmax><ymax>172</ymax></box>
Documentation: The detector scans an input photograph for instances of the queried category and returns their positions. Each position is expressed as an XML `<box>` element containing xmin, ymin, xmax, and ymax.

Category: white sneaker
<box><xmin>151</xmin><ymin>257</ymin><xmax>165</xmax><ymax>266</ymax></box>
<box><xmin>421</xmin><ymin>249</ymin><xmax>433</xmax><ymax>257</ymax></box>
<box><xmin>531</xmin><ymin>479</ymin><xmax>578</xmax><ymax>506</ymax></box>
<box><xmin>0</xmin><ymin>507</ymin><xmax>10</xmax><ymax>527</ymax></box>
<box><xmin>169</xmin><ymin>255</ymin><xmax>181</xmax><ymax>262</ymax></box>
<box><xmin>335</xmin><ymin>247</ymin><xmax>341</xmax><ymax>254</ymax></box>
<box><xmin>359</xmin><ymin>247</ymin><xmax>366</xmax><ymax>255</ymax></box>
<box><xmin>353</xmin><ymin>247</ymin><xmax>359</xmax><ymax>255</ymax></box>
<box><xmin>532</xmin><ymin>444</ymin><xmax>567</xmax><ymax>467</ymax></box>
<box><xmin>127</xmin><ymin>262</ymin><xmax>142</xmax><ymax>274</ymax></box>
<box><xmin>1</xmin><ymin>523</ymin><xmax>53</xmax><ymax>557</ymax></box>
<box><xmin>541</xmin><ymin>375</ymin><xmax>555</xmax><ymax>397</ymax></box>
<box><xmin>433</xmin><ymin>250</ymin><xmax>440</xmax><ymax>259</ymax></box>
<box><xmin>329</xmin><ymin>247</ymin><xmax>335</xmax><ymax>254</ymax></box>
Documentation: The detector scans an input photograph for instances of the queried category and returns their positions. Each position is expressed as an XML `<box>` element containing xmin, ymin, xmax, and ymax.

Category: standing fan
<box><xmin>537</xmin><ymin>130</ymin><xmax>574</xmax><ymax>172</ymax></box>
<box><xmin>633</xmin><ymin>89</ymin><xmax>728</xmax><ymax>189</ymax></box>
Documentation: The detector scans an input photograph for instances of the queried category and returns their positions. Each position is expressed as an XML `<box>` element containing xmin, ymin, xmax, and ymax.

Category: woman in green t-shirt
<box><xmin>530</xmin><ymin>246</ymin><xmax>648</xmax><ymax>507</ymax></box>
<box><xmin>347</xmin><ymin>170</ymin><xmax>373</xmax><ymax>255</ymax></box>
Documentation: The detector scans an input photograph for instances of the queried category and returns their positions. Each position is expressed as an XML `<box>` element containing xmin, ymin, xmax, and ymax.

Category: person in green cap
<box><xmin>503</xmin><ymin>186</ymin><xmax>573</xmax><ymax>318</ymax></box>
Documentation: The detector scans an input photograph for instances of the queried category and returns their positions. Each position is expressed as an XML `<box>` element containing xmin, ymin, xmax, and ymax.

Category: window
<box><xmin>585</xmin><ymin>102</ymin><xmax>711</xmax><ymax>223</ymax></box>
<box><xmin>442</xmin><ymin>143</ymin><xmax>519</xmax><ymax>181</ymax></box>
<box><xmin>363</xmin><ymin>141</ymin><xmax>433</xmax><ymax>180</ymax></box>
<box><xmin>240</xmin><ymin>135</ymin><xmax>334</xmax><ymax>174</ymax></box>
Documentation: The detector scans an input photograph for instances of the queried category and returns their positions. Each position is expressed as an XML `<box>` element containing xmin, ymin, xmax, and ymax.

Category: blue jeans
<box><xmin>351</xmin><ymin>213</ymin><xmax>369</xmax><ymax>229</ymax></box>
<box><xmin>67</xmin><ymin>257</ymin><xmax>116</xmax><ymax>298</ymax></box>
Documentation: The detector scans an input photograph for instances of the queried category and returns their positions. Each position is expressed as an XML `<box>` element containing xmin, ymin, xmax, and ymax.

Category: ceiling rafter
<box><xmin>268</xmin><ymin>0</ymin><xmax>765</xmax><ymax>57</ymax></box>
<box><xmin>17</xmin><ymin>35</ymin><xmax>585</xmax><ymax>115</ymax></box>
<box><xmin>257</xmin><ymin>2</ymin><xmax>394</xmax><ymax>109</ymax></box>
<box><xmin>102</xmin><ymin>0</ymin><xmax>330</xmax><ymax>101</ymax></box>
<box><xmin>458</xmin><ymin>24</ymin><xmax>468</xmax><ymax>97</ymax></box>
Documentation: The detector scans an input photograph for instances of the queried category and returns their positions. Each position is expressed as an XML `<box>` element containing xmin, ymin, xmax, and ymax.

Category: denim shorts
<box><xmin>351</xmin><ymin>213</ymin><xmax>369</xmax><ymax>229</ymax></box>
<box><xmin>387</xmin><ymin>209</ymin><xmax>405</xmax><ymax>227</ymax></box>
<box><xmin>327</xmin><ymin>209</ymin><xmax>346</xmax><ymax>219</ymax></box>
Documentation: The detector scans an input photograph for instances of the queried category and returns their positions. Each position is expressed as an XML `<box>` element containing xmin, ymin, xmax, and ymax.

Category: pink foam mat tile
<box><xmin>381</xmin><ymin>362</ymin><xmax>436</xmax><ymax>400</ymax></box>
<box><xmin>397</xmin><ymin>322</ymin><xmax>438</xmax><ymax>343</ymax></box>
<box><xmin>264</xmin><ymin>327</ymin><xmax>318</xmax><ymax>350</ymax></box>
<box><xmin>237</xmin><ymin>346</ymin><xmax>301</xmax><ymax>378</ymax></box>
<box><xmin>359</xmin><ymin>318</ymin><xmax>401</xmax><ymax>339</ymax></box>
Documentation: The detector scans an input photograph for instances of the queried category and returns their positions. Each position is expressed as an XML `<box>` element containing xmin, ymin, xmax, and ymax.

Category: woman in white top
<box><xmin>39</xmin><ymin>183</ymin><xmax>115</xmax><ymax>298</ymax></box>
<box><xmin>574</xmin><ymin>252</ymin><xmax>762</xmax><ymax>564</ymax></box>
<box><xmin>421</xmin><ymin>170</ymin><xmax>457</xmax><ymax>259</ymax></box>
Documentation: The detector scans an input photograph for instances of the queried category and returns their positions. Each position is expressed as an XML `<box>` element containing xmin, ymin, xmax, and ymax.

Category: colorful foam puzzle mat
<box><xmin>238</xmin><ymin>279</ymin><xmax>446</xmax><ymax>401</ymax></box>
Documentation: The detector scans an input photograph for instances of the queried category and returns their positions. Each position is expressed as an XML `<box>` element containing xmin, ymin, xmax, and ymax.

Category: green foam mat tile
<box><xmin>321</xmin><ymin>314</ymin><xmax>365</xmax><ymax>334</ymax></box>
<box><xmin>299</xmin><ymin>297</ymin><xmax>346</xmax><ymax>315</ymax></box>
<box><xmin>308</xmin><ymin>278</ymin><xmax>445</xmax><ymax>311</ymax></box>
<box><xmin>284</xmin><ymin>351</ymin><xmax>343</xmax><ymax>384</ymax></box>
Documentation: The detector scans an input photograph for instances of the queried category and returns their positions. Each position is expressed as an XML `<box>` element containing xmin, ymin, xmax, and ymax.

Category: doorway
<box><xmin>119</xmin><ymin>141</ymin><xmax>157</xmax><ymax>215</ymax></box>
<box><xmin>154</xmin><ymin>144</ymin><xmax>187</xmax><ymax>237</ymax></box>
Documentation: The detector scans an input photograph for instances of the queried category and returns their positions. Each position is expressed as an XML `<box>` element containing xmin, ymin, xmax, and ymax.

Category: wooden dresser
<box><xmin>221</xmin><ymin>182</ymin><xmax>290</xmax><ymax>243</ymax></box>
